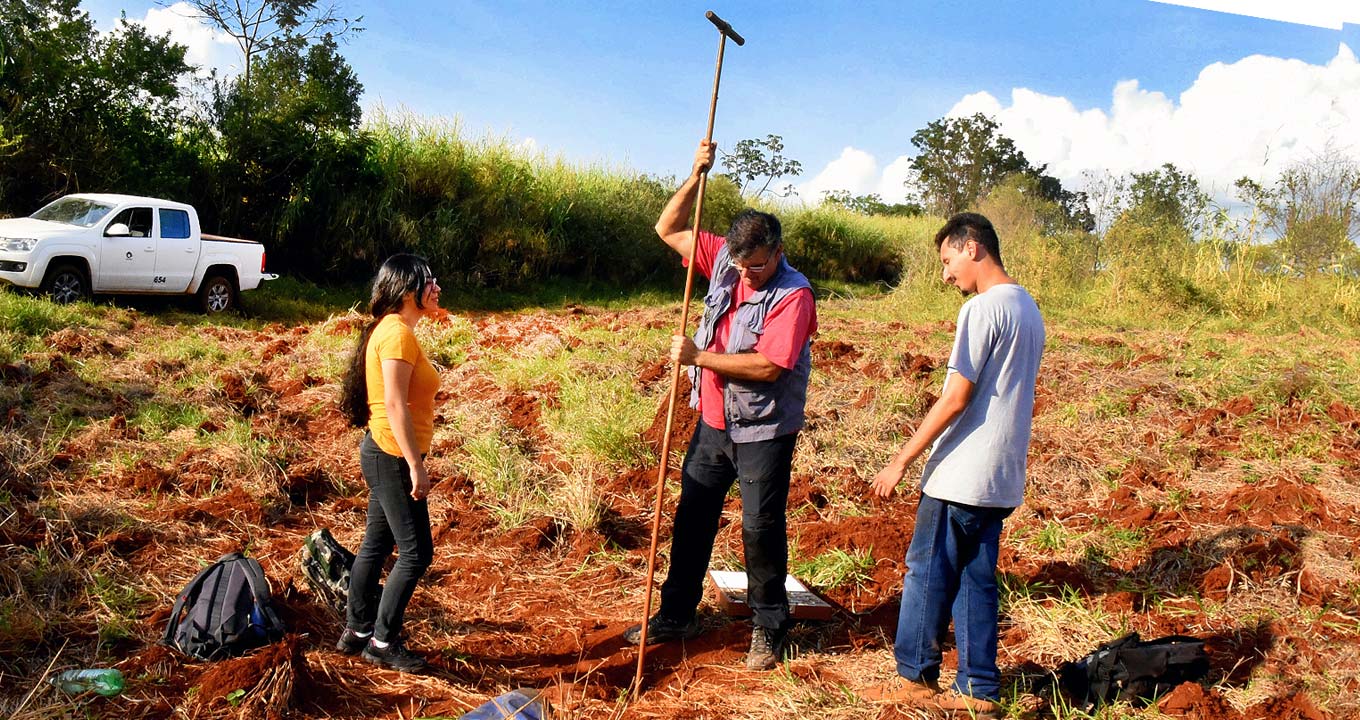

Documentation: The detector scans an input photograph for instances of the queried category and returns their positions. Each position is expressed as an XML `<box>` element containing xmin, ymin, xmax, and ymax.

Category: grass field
<box><xmin>1</xmin><ymin>273</ymin><xmax>1358</xmax><ymax>719</ymax></box>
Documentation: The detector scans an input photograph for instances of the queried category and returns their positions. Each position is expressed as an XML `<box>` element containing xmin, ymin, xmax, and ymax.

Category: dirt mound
<box><xmin>814</xmin><ymin>339</ymin><xmax>860</xmax><ymax>362</ymax></box>
<box><xmin>217</xmin><ymin>370</ymin><xmax>276</xmax><ymax>416</ymax></box>
<box><xmin>635</xmin><ymin>359</ymin><xmax>668</xmax><ymax>389</ymax></box>
<box><xmin>1158</xmin><ymin>681</ymin><xmax>1244</xmax><ymax>718</ymax></box>
<box><xmin>49</xmin><ymin>327</ymin><xmax>127</xmax><ymax>357</ymax></box>
<box><xmin>170</xmin><ymin>485</ymin><xmax>266</xmax><ymax>526</ymax></box>
<box><xmin>187</xmin><ymin>636</ymin><xmax>313</xmax><ymax>719</ymax></box>
<box><xmin>641</xmin><ymin>375</ymin><xmax>699</xmax><ymax>456</ymax></box>
<box><xmin>813</xmin><ymin>340</ymin><xmax>862</xmax><ymax>373</ymax></box>
<box><xmin>895</xmin><ymin>352</ymin><xmax>937</xmax><ymax>378</ymax></box>
<box><xmin>495</xmin><ymin>516</ymin><xmax>566</xmax><ymax>552</ymax></box>
<box><xmin>503</xmin><ymin>391</ymin><xmax>545</xmax><ymax>441</ymax></box>
<box><xmin>1177</xmin><ymin>395</ymin><xmax>1255</xmax><ymax>435</ymax></box>
<box><xmin>1221</xmin><ymin>481</ymin><xmax>1328</xmax><ymax>526</ymax></box>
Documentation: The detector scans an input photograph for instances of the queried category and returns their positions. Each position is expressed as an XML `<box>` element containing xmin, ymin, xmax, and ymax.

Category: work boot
<box><xmin>623</xmin><ymin>615</ymin><xmax>701</xmax><ymax>646</ymax></box>
<box><xmin>744</xmin><ymin>625</ymin><xmax>789</xmax><ymax>670</ymax></box>
<box><xmin>362</xmin><ymin>638</ymin><xmax>429</xmax><ymax>673</ymax></box>
<box><xmin>335</xmin><ymin>627</ymin><xmax>370</xmax><ymax>655</ymax></box>
<box><xmin>933</xmin><ymin>690</ymin><xmax>1002</xmax><ymax>718</ymax></box>
<box><xmin>860</xmin><ymin>675</ymin><xmax>941</xmax><ymax>703</ymax></box>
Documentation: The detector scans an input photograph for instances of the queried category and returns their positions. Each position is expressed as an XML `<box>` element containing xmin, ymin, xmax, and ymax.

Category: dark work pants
<box><xmin>346</xmin><ymin>433</ymin><xmax>434</xmax><ymax>643</ymax></box>
<box><xmin>659</xmin><ymin>421</ymin><xmax>797</xmax><ymax>630</ymax></box>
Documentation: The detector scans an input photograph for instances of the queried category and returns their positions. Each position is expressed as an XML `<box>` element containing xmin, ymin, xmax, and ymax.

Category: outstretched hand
<box><xmin>870</xmin><ymin>464</ymin><xmax>905</xmax><ymax>499</ymax></box>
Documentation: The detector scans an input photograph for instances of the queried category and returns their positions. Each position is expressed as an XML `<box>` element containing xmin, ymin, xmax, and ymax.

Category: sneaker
<box><xmin>744</xmin><ymin>625</ymin><xmax>789</xmax><ymax>670</ymax></box>
<box><xmin>860</xmin><ymin>675</ymin><xmax>941</xmax><ymax>703</ymax></box>
<box><xmin>623</xmin><ymin>615</ymin><xmax>702</xmax><ymax>646</ymax></box>
<box><xmin>361</xmin><ymin>638</ymin><xmax>429</xmax><ymax>673</ymax></box>
<box><xmin>336</xmin><ymin>628</ymin><xmax>370</xmax><ymax>655</ymax></box>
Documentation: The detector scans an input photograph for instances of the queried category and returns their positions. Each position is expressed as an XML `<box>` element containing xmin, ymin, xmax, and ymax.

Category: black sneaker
<box><xmin>745</xmin><ymin>625</ymin><xmax>788</xmax><ymax>670</ymax></box>
<box><xmin>336</xmin><ymin>628</ymin><xmax>370</xmax><ymax>655</ymax></box>
<box><xmin>623</xmin><ymin>615</ymin><xmax>702</xmax><ymax>646</ymax></box>
<box><xmin>361</xmin><ymin>638</ymin><xmax>429</xmax><ymax>673</ymax></box>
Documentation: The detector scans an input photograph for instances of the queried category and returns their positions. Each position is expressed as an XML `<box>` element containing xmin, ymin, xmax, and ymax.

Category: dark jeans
<box><xmin>346</xmin><ymin>433</ymin><xmax>434</xmax><ymax>643</ymax></box>
<box><xmin>894</xmin><ymin>493</ymin><xmax>1013</xmax><ymax>701</ymax></box>
<box><xmin>659</xmin><ymin>421</ymin><xmax>797</xmax><ymax>630</ymax></box>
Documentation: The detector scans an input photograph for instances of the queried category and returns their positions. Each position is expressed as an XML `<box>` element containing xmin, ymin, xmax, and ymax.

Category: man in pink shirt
<box><xmin>624</xmin><ymin>141</ymin><xmax>818</xmax><ymax>671</ymax></box>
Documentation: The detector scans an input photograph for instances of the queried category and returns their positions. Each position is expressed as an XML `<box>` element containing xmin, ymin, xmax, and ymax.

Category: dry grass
<box><xmin>3</xmin><ymin>284</ymin><xmax>1360</xmax><ymax>719</ymax></box>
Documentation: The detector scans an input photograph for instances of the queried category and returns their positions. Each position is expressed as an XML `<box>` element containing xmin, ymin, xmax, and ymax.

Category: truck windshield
<box><xmin>31</xmin><ymin>198</ymin><xmax>116</xmax><ymax>228</ymax></box>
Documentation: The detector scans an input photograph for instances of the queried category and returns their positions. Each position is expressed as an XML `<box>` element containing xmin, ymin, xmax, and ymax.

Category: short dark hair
<box><xmin>726</xmin><ymin>209</ymin><xmax>782</xmax><ymax>260</ymax></box>
<box><xmin>934</xmin><ymin>212</ymin><xmax>1002</xmax><ymax>267</ymax></box>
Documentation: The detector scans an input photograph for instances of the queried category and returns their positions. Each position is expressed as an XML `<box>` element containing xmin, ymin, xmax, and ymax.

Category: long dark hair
<box><xmin>338</xmin><ymin>254</ymin><xmax>435</xmax><ymax>428</ymax></box>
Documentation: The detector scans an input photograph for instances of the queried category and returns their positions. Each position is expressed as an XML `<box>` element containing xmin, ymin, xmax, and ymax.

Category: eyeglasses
<box><xmin>425</xmin><ymin>277</ymin><xmax>438</xmax><ymax>286</ymax></box>
<box><xmin>728</xmin><ymin>247</ymin><xmax>780</xmax><ymax>274</ymax></box>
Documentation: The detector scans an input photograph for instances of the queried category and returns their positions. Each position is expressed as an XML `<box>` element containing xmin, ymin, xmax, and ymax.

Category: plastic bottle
<box><xmin>51</xmin><ymin>668</ymin><xmax>125</xmax><ymax>697</ymax></box>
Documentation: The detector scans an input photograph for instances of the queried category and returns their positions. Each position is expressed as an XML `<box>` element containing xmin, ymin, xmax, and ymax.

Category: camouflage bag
<box><xmin>299</xmin><ymin>528</ymin><xmax>355</xmax><ymax>614</ymax></box>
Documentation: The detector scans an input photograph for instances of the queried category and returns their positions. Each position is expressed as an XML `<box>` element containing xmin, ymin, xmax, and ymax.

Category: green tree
<box><xmin>719</xmin><ymin>134</ymin><xmax>802</xmax><ymax>197</ymax></box>
<box><xmin>820</xmin><ymin>189</ymin><xmax>922</xmax><ymax>216</ymax></box>
<box><xmin>1123</xmin><ymin>162</ymin><xmax>1210</xmax><ymax>238</ymax></box>
<box><xmin>907</xmin><ymin>112</ymin><xmax>1089</xmax><ymax>229</ymax></box>
<box><xmin>206</xmin><ymin>35</ymin><xmax>366</xmax><ymax>272</ymax></box>
<box><xmin>0</xmin><ymin>0</ymin><xmax>196</xmax><ymax>211</ymax></box>
<box><xmin>173</xmin><ymin>0</ymin><xmax>360</xmax><ymax>89</ymax></box>
<box><xmin>1236</xmin><ymin>153</ymin><xmax>1360</xmax><ymax>276</ymax></box>
<box><xmin>907</xmin><ymin>113</ymin><xmax>1032</xmax><ymax>216</ymax></box>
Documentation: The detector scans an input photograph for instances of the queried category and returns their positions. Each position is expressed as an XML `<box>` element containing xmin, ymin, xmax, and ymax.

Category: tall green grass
<box><xmin>864</xmin><ymin>176</ymin><xmax>1360</xmax><ymax>335</ymax></box>
<box><xmin>307</xmin><ymin>111</ymin><xmax>903</xmax><ymax>288</ymax></box>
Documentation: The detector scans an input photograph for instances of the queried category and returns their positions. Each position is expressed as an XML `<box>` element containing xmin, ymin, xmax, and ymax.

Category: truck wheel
<box><xmin>198</xmin><ymin>273</ymin><xmax>238</xmax><ymax>314</ymax></box>
<box><xmin>40</xmin><ymin>263</ymin><xmax>90</xmax><ymax>304</ymax></box>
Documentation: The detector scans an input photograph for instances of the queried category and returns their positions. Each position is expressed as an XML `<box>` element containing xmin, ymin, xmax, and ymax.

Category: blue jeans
<box><xmin>894</xmin><ymin>493</ymin><xmax>1012</xmax><ymax>701</ymax></box>
<box><xmin>347</xmin><ymin>433</ymin><xmax>434</xmax><ymax>643</ymax></box>
<box><xmin>659</xmin><ymin>421</ymin><xmax>797</xmax><ymax>630</ymax></box>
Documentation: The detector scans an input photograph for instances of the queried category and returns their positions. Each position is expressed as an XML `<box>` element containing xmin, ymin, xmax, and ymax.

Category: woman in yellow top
<box><xmin>336</xmin><ymin>254</ymin><xmax>442</xmax><ymax>673</ymax></box>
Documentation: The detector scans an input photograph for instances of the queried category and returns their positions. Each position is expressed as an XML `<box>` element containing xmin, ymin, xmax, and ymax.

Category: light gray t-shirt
<box><xmin>920</xmin><ymin>283</ymin><xmax>1045</xmax><ymax>508</ymax></box>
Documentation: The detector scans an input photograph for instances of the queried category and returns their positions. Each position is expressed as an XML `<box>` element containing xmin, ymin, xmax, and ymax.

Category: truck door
<box><xmin>154</xmin><ymin>208</ymin><xmax>198</xmax><ymax>292</ymax></box>
<box><xmin>98</xmin><ymin>207</ymin><xmax>156</xmax><ymax>290</ymax></box>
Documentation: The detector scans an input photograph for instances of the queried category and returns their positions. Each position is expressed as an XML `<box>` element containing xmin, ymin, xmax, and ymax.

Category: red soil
<box><xmin>9</xmin><ymin>309</ymin><xmax>1360</xmax><ymax>719</ymax></box>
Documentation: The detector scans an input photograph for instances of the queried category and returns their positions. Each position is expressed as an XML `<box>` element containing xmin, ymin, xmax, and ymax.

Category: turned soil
<box><xmin>3</xmin><ymin>304</ymin><xmax>1359</xmax><ymax>720</ymax></box>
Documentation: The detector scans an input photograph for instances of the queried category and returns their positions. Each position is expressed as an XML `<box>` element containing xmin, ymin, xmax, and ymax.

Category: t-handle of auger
<box><xmin>633</xmin><ymin>9</ymin><xmax>745</xmax><ymax>698</ymax></box>
<box><xmin>706</xmin><ymin>11</ymin><xmax>745</xmax><ymax>46</ymax></box>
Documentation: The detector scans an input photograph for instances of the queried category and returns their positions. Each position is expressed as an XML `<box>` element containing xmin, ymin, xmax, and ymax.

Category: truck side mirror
<box><xmin>105</xmin><ymin>222</ymin><xmax>131</xmax><ymax>237</ymax></box>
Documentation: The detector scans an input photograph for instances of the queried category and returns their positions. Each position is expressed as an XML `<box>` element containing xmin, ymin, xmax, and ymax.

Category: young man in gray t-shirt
<box><xmin>862</xmin><ymin>212</ymin><xmax>1045</xmax><ymax>717</ymax></box>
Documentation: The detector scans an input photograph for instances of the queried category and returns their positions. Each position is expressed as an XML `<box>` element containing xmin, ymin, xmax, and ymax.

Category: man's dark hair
<box><xmin>726</xmin><ymin>209</ymin><xmax>782</xmax><ymax>260</ymax></box>
<box><xmin>934</xmin><ymin>212</ymin><xmax>1002</xmax><ymax>268</ymax></box>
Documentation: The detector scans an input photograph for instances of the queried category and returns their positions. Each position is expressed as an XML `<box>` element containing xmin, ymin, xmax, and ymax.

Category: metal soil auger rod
<box><xmin>633</xmin><ymin>10</ymin><xmax>745</xmax><ymax>695</ymax></box>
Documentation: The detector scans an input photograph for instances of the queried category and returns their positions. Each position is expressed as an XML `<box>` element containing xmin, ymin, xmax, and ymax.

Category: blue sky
<box><xmin>87</xmin><ymin>1</ymin><xmax>1360</xmax><ymax>204</ymax></box>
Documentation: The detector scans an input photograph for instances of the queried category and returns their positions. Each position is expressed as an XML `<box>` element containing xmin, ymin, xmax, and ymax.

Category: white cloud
<box><xmin>1150</xmin><ymin>0</ymin><xmax>1360</xmax><ymax>31</ymax></box>
<box><xmin>793</xmin><ymin>147</ymin><xmax>880</xmax><ymax>203</ymax></box>
<box><xmin>120</xmin><ymin>3</ymin><xmax>241</xmax><ymax>80</ymax></box>
<box><xmin>798</xmin><ymin>44</ymin><xmax>1360</xmax><ymax>206</ymax></box>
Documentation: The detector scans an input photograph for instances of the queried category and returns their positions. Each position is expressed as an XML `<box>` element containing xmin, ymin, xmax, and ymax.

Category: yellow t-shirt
<box><xmin>365</xmin><ymin>314</ymin><xmax>440</xmax><ymax>456</ymax></box>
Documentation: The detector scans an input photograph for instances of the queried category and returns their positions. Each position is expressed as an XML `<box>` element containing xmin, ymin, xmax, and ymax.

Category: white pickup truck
<box><xmin>0</xmin><ymin>193</ymin><xmax>276</xmax><ymax>313</ymax></box>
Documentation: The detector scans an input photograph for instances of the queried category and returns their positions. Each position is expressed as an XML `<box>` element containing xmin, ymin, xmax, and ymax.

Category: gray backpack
<box><xmin>161</xmin><ymin>552</ymin><xmax>285</xmax><ymax>660</ymax></box>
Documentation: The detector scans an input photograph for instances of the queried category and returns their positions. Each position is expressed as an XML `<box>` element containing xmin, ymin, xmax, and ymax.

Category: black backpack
<box><xmin>299</xmin><ymin>528</ymin><xmax>355</xmax><ymax>613</ymax></box>
<box><xmin>161</xmin><ymin>552</ymin><xmax>286</xmax><ymax>660</ymax></box>
<box><xmin>1058</xmin><ymin>632</ymin><xmax>1209</xmax><ymax>709</ymax></box>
